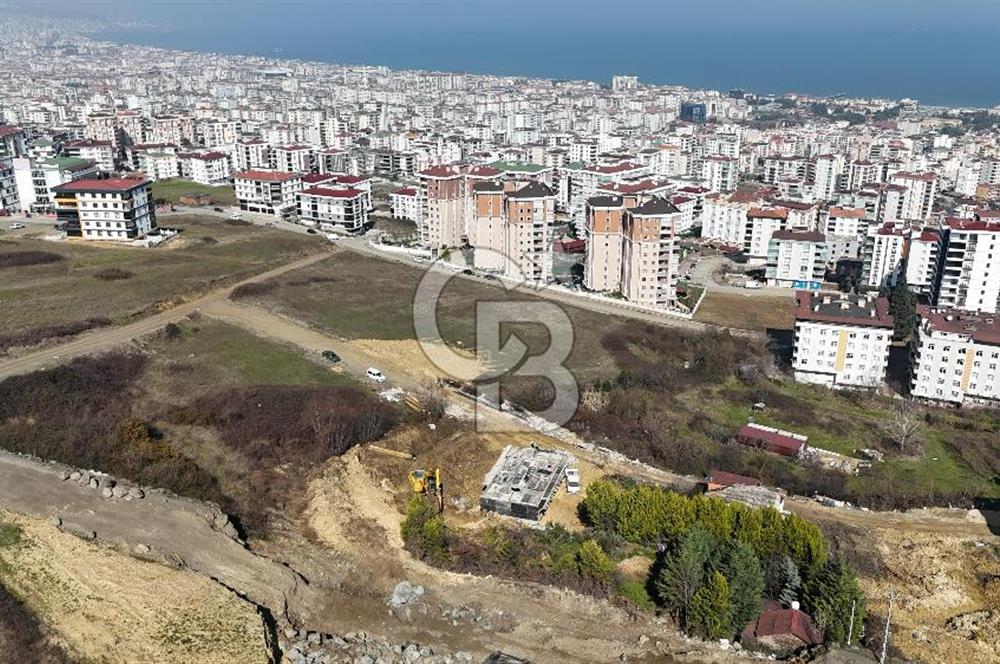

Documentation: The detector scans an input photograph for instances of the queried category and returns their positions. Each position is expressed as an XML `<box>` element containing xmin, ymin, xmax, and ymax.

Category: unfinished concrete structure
<box><xmin>480</xmin><ymin>445</ymin><xmax>573</xmax><ymax>520</ymax></box>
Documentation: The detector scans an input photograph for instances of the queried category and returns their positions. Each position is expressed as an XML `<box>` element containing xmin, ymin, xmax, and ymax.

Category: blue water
<box><xmin>93</xmin><ymin>1</ymin><xmax>1000</xmax><ymax>107</ymax></box>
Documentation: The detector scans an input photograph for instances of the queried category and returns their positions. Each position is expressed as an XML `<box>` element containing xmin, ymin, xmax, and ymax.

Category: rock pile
<box><xmin>279</xmin><ymin>627</ymin><xmax>475</xmax><ymax>664</ymax></box>
<box><xmin>388</xmin><ymin>581</ymin><xmax>427</xmax><ymax>622</ymax></box>
<box><xmin>61</xmin><ymin>469</ymin><xmax>145</xmax><ymax>501</ymax></box>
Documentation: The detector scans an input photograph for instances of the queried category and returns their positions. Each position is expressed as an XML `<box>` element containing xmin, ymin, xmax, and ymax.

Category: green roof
<box><xmin>565</xmin><ymin>161</ymin><xmax>587</xmax><ymax>170</ymax></box>
<box><xmin>488</xmin><ymin>160</ymin><xmax>550</xmax><ymax>174</ymax></box>
<box><xmin>40</xmin><ymin>156</ymin><xmax>93</xmax><ymax>171</ymax></box>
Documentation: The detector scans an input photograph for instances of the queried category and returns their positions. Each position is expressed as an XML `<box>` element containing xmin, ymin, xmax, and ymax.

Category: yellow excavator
<box><xmin>408</xmin><ymin>468</ymin><xmax>444</xmax><ymax>513</ymax></box>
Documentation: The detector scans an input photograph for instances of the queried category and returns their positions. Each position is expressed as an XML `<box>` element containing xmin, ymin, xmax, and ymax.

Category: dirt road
<box><xmin>0</xmin><ymin>250</ymin><xmax>334</xmax><ymax>381</ymax></box>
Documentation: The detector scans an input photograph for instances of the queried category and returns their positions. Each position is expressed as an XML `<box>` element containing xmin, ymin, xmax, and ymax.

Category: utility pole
<box><xmin>879</xmin><ymin>592</ymin><xmax>893</xmax><ymax>664</ymax></box>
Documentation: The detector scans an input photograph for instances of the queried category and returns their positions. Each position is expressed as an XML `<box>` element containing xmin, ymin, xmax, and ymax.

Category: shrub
<box><xmin>0</xmin><ymin>317</ymin><xmax>112</xmax><ymax>351</ymax></box>
<box><xmin>162</xmin><ymin>322</ymin><xmax>182</xmax><ymax>341</ymax></box>
<box><xmin>0</xmin><ymin>251</ymin><xmax>63</xmax><ymax>269</ymax></box>
<box><xmin>690</xmin><ymin>571</ymin><xmax>733</xmax><ymax>640</ymax></box>
<box><xmin>230</xmin><ymin>281</ymin><xmax>278</xmax><ymax>299</ymax></box>
<box><xmin>576</xmin><ymin>539</ymin><xmax>615</xmax><ymax>581</ymax></box>
<box><xmin>93</xmin><ymin>267</ymin><xmax>133</xmax><ymax>281</ymax></box>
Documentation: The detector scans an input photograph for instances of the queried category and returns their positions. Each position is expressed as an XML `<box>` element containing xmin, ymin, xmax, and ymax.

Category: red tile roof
<box><xmin>706</xmin><ymin>470</ymin><xmax>762</xmax><ymax>488</ymax></box>
<box><xmin>828</xmin><ymin>207</ymin><xmax>865</xmax><ymax>218</ymax></box>
<box><xmin>335</xmin><ymin>174</ymin><xmax>370</xmax><ymax>185</ymax></box>
<box><xmin>743</xmin><ymin>604</ymin><xmax>823</xmax><ymax>646</ymax></box>
<box><xmin>301</xmin><ymin>186</ymin><xmax>364</xmax><ymax>199</ymax></box>
<box><xmin>53</xmin><ymin>177</ymin><xmax>148</xmax><ymax>193</ymax></box>
<box><xmin>393</xmin><ymin>187</ymin><xmax>418</xmax><ymax>196</ymax></box>
<box><xmin>234</xmin><ymin>170</ymin><xmax>300</xmax><ymax>182</ymax></box>
<box><xmin>918</xmin><ymin>305</ymin><xmax>1000</xmax><ymax>345</ymax></box>
<box><xmin>946</xmin><ymin>217</ymin><xmax>1000</xmax><ymax>233</ymax></box>
<box><xmin>301</xmin><ymin>173</ymin><xmax>339</xmax><ymax>184</ymax></box>
<box><xmin>418</xmin><ymin>165</ymin><xmax>459</xmax><ymax>178</ymax></box>
<box><xmin>794</xmin><ymin>291</ymin><xmax>893</xmax><ymax>329</ymax></box>
<box><xmin>0</xmin><ymin>125</ymin><xmax>23</xmax><ymax>138</ymax></box>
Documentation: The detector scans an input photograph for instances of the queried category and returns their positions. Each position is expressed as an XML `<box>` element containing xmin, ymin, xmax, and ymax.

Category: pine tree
<box><xmin>778</xmin><ymin>556</ymin><xmax>802</xmax><ymax>607</ymax></box>
<box><xmin>717</xmin><ymin>540</ymin><xmax>766</xmax><ymax>630</ymax></box>
<box><xmin>888</xmin><ymin>272</ymin><xmax>917</xmax><ymax>341</ymax></box>
<box><xmin>655</xmin><ymin>527</ymin><xmax>714</xmax><ymax>628</ymax></box>
<box><xmin>690</xmin><ymin>571</ymin><xmax>733</xmax><ymax>640</ymax></box>
<box><xmin>576</xmin><ymin>539</ymin><xmax>615</xmax><ymax>582</ymax></box>
<box><xmin>802</xmin><ymin>557</ymin><xmax>865</xmax><ymax>645</ymax></box>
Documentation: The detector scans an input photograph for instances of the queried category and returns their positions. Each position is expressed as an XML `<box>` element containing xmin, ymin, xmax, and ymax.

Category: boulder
<box><xmin>69</xmin><ymin>471</ymin><xmax>82</xmax><ymax>481</ymax></box>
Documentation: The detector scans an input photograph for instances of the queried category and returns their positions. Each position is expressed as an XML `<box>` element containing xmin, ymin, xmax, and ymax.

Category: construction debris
<box><xmin>479</xmin><ymin>445</ymin><xmax>573</xmax><ymax>521</ymax></box>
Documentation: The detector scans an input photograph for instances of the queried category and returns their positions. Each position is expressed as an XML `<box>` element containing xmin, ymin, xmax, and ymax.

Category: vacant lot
<box><xmin>0</xmin><ymin>215</ymin><xmax>320</xmax><ymax>352</ymax></box>
<box><xmin>694</xmin><ymin>291</ymin><xmax>796</xmax><ymax>330</ymax></box>
<box><xmin>233</xmin><ymin>247</ymin><xmax>627</xmax><ymax>386</ymax></box>
<box><xmin>152</xmin><ymin>179</ymin><xmax>235</xmax><ymax>206</ymax></box>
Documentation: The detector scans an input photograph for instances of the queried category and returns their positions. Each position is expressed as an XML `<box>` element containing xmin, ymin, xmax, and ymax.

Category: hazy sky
<box><xmin>9</xmin><ymin>1</ymin><xmax>1000</xmax><ymax>105</ymax></box>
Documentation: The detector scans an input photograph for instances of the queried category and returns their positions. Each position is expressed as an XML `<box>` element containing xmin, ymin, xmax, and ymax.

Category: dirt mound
<box><xmin>0</xmin><ymin>512</ymin><xmax>269</xmax><ymax>664</ymax></box>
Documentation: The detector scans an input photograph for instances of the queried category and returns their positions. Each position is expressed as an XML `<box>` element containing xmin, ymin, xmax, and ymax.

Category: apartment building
<box><xmin>746</xmin><ymin>207</ymin><xmax>788</xmax><ymax>260</ymax></box>
<box><xmin>178</xmin><ymin>151</ymin><xmax>231</xmax><ymax>186</ymax></box>
<box><xmin>235</xmin><ymin>140</ymin><xmax>270</xmax><ymax>171</ymax></box>
<box><xmin>762</xmin><ymin>155</ymin><xmax>808</xmax><ymax>185</ymax></box>
<box><xmin>197</xmin><ymin>120</ymin><xmax>240</xmax><ymax>148</ymax></box>
<box><xmin>298</xmin><ymin>186</ymin><xmax>368</xmax><ymax>232</ymax></box>
<box><xmin>583</xmin><ymin>195</ymin><xmax>626</xmax><ymax>292</ymax></box>
<box><xmin>792</xmin><ymin>291</ymin><xmax>894</xmax><ymax>389</ymax></box>
<box><xmin>0</xmin><ymin>125</ymin><xmax>28</xmax><ymax>160</ymax></box>
<box><xmin>12</xmin><ymin>156</ymin><xmax>99</xmax><ymax>211</ymax></box>
<box><xmin>468</xmin><ymin>181</ymin><xmax>506</xmax><ymax>271</ymax></box>
<box><xmin>889</xmin><ymin>171</ymin><xmax>937</xmax><ymax>221</ymax></box>
<box><xmin>862</xmin><ymin>224</ymin><xmax>907</xmax><ymax>288</ymax></box>
<box><xmin>52</xmin><ymin>178</ymin><xmax>156</xmax><ymax>241</ymax></box>
<box><xmin>700</xmin><ymin>190</ymin><xmax>765</xmax><ymax>248</ymax></box>
<box><xmin>233</xmin><ymin>169</ymin><xmax>303</xmax><ymax>218</ymax></box>
<box><xmin>936</xmin><ymin>217</ymin><xmax>1000</xmax><ymax>314</ymax></box>
<box><xmin>273</xmin><ymin>144</ymin><xmax>315</xmax><ymax>173</ymax></box>
<box><xmin>137</xmin><ymin>151</ymin><xmax>180</xmax><ymax>181</ymax></box>
<box><xmin>417</xmin><ymin>165</ymin><xmax>465</xmax><ymax>249</ymax></box>
<box><xmin>503</xmin><ymin>182</ymin><xmax>555</xmax><ymax>282</ymax></box>
<box><xmin>910</xmin><ymin>306</ymin><xmax>1000</xmax><ymax>405</ymax></box>
<box><xmin>846</xmin><ymin>159</ymin><xmax>880</xmax><ymax>192</ymax></box>
<box><xmin>620</xmin><ymin>197</ymin><xmax>682</xmax><ymax>310</ymax></box>
<box><xmin>63</xmin><ymin>139</ymin><xmax>115</xmax><ymax>172</ymax></box>
<box><xmin>765</xmin><ymin>230</ymin><xmax>828</xmax><ymax>288</ymax></box>
<box><xmin>905</xmin><ymin>228</ymin><xmax>942</xmax><ymax>299</ymax></box>
<box><xmin>0</xmin><ymin>161</ymin><xmax>17</xmax><ymax>212</ymax></box>
<box><xmin>149</xmin><ymin>115</ymin><xmax>196</xmax><ymax>146</ymax></box>
<box><xmin>390</xmin><ymin>186</ymin><xmax>420</xmax><ymax>223</ymax></box>
<box><xmin>701</xmin><ymin>155</ymin><xmax>738</xmax><ymax>193</ymax></box>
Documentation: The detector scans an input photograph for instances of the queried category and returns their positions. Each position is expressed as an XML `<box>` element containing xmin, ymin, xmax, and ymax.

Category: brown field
<box><xmin>694</xmin><ymin>291</ymin><xmax>796</xmax><ymax>330</ymax></box>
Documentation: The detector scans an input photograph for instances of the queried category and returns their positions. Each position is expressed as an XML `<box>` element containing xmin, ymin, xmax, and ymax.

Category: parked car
<box><xmin>365</xmin><ymin>367</ymin><xmax>386</xmax><ymax>383</ymax></box>
<box><xmin>0</xmin><ymin>209</ymin><xmax>10</xmax><ymax>217</ymax></box>
<box><xmin>230</xmin><ymin>212</ymin><xmax>242</xmax><ymax>220</ymax></box>
<box><xmin>744</xmin><ymin>280</ymin><xmax>763</xmax><ymax>290</ymax></box>
<box><xmin>565</xmin><ymin>468</ymin><xmax>581</xmax><ymax>494</ymax></box>
<box><xmin>321</xmin><ymin>350</ymin><xmax>341</xmax><ymax>364</ymax></box>
<box><xmin>9</xmin><ymin>223</ymin><xmax>25</xmax><ymax>230</ymax></box>
<box><xmin>213</xmin><ymin>207</ymin><xmax>224</xmax><ymax>213</ymax></box>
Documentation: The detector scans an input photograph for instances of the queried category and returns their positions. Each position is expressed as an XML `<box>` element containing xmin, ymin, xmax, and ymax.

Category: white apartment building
<box><xmin>273</xmin><ymin>144</ymin><xmax>314</xmax><ymax>173</ymax></box>
<box><xmin>910</xmin><ymin>306</ymin><xmax>1000</xmax><ymax>405</ymax></box>
<box><xmin>701</xmin><ymin>155</ymin><xmax>738</xmax><ymax>193</ymax></box>
<box><xmin>792</xmin><ymin>291</ymin><xmax>894</xmax><ymax>389</ymax></box>
<box><xmin>53</xmin><ymin>178</ymin><xmax>156</xmax><ymax>241</ymax></box>
<box><xmin>846</xmin><ymin>160</ymin><xmax>880</xmax><ymax>192</ymax></box>
<box><xmin>63</xmin><ymin>140</ymin><xmax>115</xmax><ymax>172</ymax></box>
<box><xmin>889</xmin><ymin>171</ymin><xmax>937</xmax><ymax>221</ymax></box>
<box><xmin>233</xmin><ymin>169</ymin><xmax>303</xmax><ymax>218</ymax></box>
<box><xmin>905</xmin><ymin>228</ymin><xmax>942</xmax><ymax>299</ymax></box>
<box><xmin>390</xmin><ymin>186</ymin><xmax>420</xmax><ymax>223</ymax></box>
<box><xmin>298</xmin><ymin>186</ymin><xmax>368</xmax><ymax>232</ymax></box>
<box><xmin>765</xmin><ymin>230</ymin><xmax>828</xmax><ymax>288</ymax></box>
<box><xmin>179</xmin><ymin>151</ymin><xmax>231</xmax><ymax>186</ymax></box>
<box><xmin>0</xmin><ymin>125</ymin><xmax>27</xmax><ymax>160</ymax></box>
<box><xmin>197</xmin><ymin>120</ymin><xmax>240</xmax><ymax>148</ymax></box>
<box><xmin>235</xmin><ymin>140</ymin><xmax>270</xmax><ymax>171</ymax></box>
<box><xmin>503</xmin><ymin>181</ymin><xmax>555</xmax><ymax>283</ymax></box>
<box><xmin>700</xmin><ymin>191</ymin><xmax>761</xmax><ymax>248</ymax></box>
<box><xmin>862</xmin><ymin>224</ymin><xmax>907</xmax><ymax>288</ymax></box>
<box><xmin>620</xmin><ymin>197</ymin><xmax>682</xmax><ymax>310</ymax></box>
<box><xmin>813</xmin><ymin>153</ymin><xmax>844</xmax><ymax>200</ymax></box>
<box><xmin>746</xmin><ymin>207</ymin><xmax>788</xmax><ymax>260</ymax></box>
<box><xmin>0</xmin><ymin>161</ymin><xmax>17</xmax><ymax>212</ymax></box>
<box><xmin>936</xmin><ymin>217</ymin><xmax>1000</xmax><ymax>314</ymax></box>
<box><xmin>137</xmin><ymin>152</ymin><xmax>180</xmax><ymax>181</ymax></box>
<box><xmin>12</xmin><ymin>156</ymin><xmax>99</xmax><ymax>211</ymax></box>
<box><xmin>763</xmin><ymin>155</ymin><xmax>808</xmax><ymax>185</ymax></box>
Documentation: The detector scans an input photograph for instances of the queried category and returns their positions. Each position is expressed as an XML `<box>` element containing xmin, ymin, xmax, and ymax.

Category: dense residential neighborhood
<box><xmin>0</xmin><ymin>6</ymin><xmax>999</xmax><ymax>664</ymax></box>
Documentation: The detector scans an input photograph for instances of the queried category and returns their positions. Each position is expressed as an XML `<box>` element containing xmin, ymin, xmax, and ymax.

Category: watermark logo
<box><xmin>412</xmin><ymin>247</ymin><xmax>578</xmax><ymax>431</ymax></box>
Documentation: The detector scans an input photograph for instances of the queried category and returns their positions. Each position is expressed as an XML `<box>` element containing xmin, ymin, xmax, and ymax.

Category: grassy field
<box><xmin>0</xmin><ymin>215</ymin><xmax>321</xmax><ymax>349</ymax></box>
<box><xmin>694</xmin><ymin>291</ymin><xmax>796</xmax><ymax>330</ymax></box>
<box><xmin>151</xmin><ymin>179</ymin><xmax>235</xmax><ymax>206</ymax></box>
<box><xmin>232</xmin><ymin>247</ymin><xmax>626</xmax><ymax>386</ymax></box>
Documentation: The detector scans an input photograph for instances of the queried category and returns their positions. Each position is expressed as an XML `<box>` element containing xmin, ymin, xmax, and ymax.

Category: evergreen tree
<box><xmin>888</xmin><ymin>272</ymin><xmax>917</xmax><ymax>341</ymax></box>
<box><xmin>655</xmin><ymin>527</ymin><xmax>714</xmax><ymax>628</ymax></box>
<box><xmin>778</xmin><ymin>556</ymin><xmax>802</xmax><ymax>607</ymax></box>
<box><xmin>576</xmin><ymin>539</ymin><xmax>615</xmax><ymax>582</ymax></box>
<box><xmin>802</xmin><ymin>557</ymin><xmax>865</xmax><ymax>645</ymax></box>
<box><xmin>716</xmin><ymin>540</ymin><xmax>766</xmax><ymax>630</ymax></box>
<box><xmin>690</xmin><ymin>571</ymin><xmax>733</xmax><ymax>640</ymax></box>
